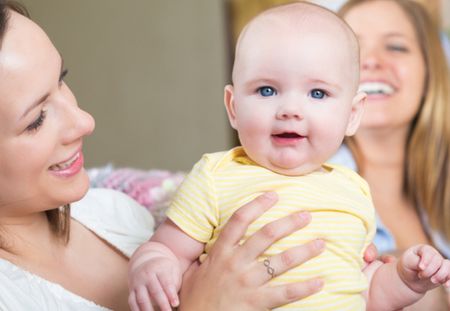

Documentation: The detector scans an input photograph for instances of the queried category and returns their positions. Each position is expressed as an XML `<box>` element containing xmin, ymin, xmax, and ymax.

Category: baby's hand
<box><xmin>128</xmin><ymin>242</ymin><xmax>182</xmax><ymax>311</ymax></box>
<box><xmin>398</xmin><ymin>244</ymin><xmax>450</xmax><ymax>294</ymax></box>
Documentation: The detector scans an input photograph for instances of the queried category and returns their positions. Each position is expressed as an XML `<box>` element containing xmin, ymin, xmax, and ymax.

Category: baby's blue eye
<box><xmin>310</xmin><ymin>89</ymin><xmax>326</xmax><ymax>99</ymax></box>
<box><xmin>258</xmin><ymin>86</ymin><xmax>276</xmax><ymax>97</ymax></box>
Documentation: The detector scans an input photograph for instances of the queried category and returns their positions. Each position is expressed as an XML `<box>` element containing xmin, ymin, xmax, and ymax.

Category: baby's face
<box><xmin>225</xmin><ymin>16</ymin><xmax>363</xmax><ymax>176</ymax></box>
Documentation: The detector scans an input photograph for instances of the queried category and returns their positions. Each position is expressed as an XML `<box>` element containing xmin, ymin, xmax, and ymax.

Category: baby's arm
<box><xmin>128</xmin><ymin>219</ymin><xmax>204</xmax><ymax>311</ymax></box>
<box><xmin>365</xmin><ymin>244</ymin><xmax>450</xmax><ymax>311</ymax></box>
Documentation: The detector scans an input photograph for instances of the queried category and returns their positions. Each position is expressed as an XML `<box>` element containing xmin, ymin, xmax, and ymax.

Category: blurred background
<box><xmin>20</xmin><ymin>0</ymin><xmax>450</xmax><ymax>171</ymax></box>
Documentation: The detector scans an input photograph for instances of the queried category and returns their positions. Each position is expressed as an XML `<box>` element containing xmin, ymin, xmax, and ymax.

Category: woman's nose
<box><xmin>61</xmin><ymin>104</ymin><xmax>95</xmax><ymax>145</ymax></box>
<box><xmin>361</xmin><ymin>47</ymin><xmax>384</xmax><ymax>71</ymax></box>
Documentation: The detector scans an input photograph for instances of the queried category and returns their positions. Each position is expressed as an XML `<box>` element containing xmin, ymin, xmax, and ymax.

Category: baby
<box><xmin>128</xmin><ymin>2</ymin><xmax>450</xmax><ymax>310</ymax></box>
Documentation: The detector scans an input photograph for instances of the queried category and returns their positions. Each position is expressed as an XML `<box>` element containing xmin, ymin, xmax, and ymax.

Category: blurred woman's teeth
<box><xmin>358</xmin><ymin>82</ymin><xmax>394</xmax><ymax>95</ymax></box>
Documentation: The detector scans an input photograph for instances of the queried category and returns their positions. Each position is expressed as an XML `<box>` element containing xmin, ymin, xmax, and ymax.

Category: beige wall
<box><xmin>21</xmin><ymin>0</ymin><xmax>231</xmax><ymax>171</ymax></box>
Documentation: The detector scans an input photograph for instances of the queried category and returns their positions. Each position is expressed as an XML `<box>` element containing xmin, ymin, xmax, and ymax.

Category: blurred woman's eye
<box><xmin>386</xmin><ymin>44</ymin><xmax>409</xmax><ymax>53</ymax></box>
<box><xmin>26</xmin><ymin>110</ymin><xmax>47</xmax><ymax>132</ymax></box>
<box><xmin>257</xmin><ymin>86</ymin><xmax>277</xmax><ymax>97</ymax></box>
<box><xmin>310</xmin><ymin>89</ymin><xmax>327</xmax><ymax>99</ymax></box>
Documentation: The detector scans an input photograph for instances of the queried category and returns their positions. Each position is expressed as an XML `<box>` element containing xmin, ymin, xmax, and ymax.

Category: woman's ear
<box><xmin>224</xmin><ymin>85</ymin><xmax>238</xmax><ymax>129</ymax></box>
<box><xmin>345</xmin><ymin>91</ymin><xmax>367</xmax><ymax>136</ymax></box>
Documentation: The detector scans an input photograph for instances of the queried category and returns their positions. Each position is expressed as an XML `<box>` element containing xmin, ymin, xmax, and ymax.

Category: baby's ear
<box><xmin>224</xmin><ymin>85</ymin><xmax>238</xmax><ymax>129</ymax></box>
<box><xmin>345</xmin><ymin>92</ymin><xmax>367</xmax><ymax>136</ymax></box>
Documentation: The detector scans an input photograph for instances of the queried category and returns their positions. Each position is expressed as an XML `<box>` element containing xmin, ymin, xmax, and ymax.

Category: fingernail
<box><xmin>171</xmin><ymin>298</ymin><xmax>179</xmax><ymax>307</ymax></box>
<box><xmin>298</xmin><ymin>212</ymin><xmax>311</xmax><ymax>221</ymax></box>
<box><xmin>314</xmin><ymin>239</ymin><xmax>325</xmax><ymax>251</ymax></box>
<box><xmin>312</xmin><ymin>279</ymin><xmax>324</xmax><ymax>289</ymax></box>
<box><xmin>263</xmin><ymin>192</ymin><xmax>277</xmax><ymax>200</ymax></box>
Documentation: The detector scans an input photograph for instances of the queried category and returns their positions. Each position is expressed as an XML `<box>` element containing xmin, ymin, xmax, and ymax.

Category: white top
<box><xmin>330</xmin><ymin>145</ymin><xmax>450</xmax><ymax>258</ymax></box>
<box><xmin>0</xmin><ymin>188</ymin><xmax>154</xmax><ymax>311</ymax></box>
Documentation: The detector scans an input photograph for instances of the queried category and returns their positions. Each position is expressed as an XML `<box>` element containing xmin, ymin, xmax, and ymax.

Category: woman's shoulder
<box><xmin>71</xmin><ymin>188</ymin><xmax>155</xmax><ymax>258</ymax></box>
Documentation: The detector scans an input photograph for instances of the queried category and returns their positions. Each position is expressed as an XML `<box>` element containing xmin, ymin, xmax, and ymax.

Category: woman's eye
<box><xmin>258</xmin><ymin>86</ymin><xmax>277</xmax><ymax>97</ymax></box>
<box><xmin>59</xmin><ymin>68</ymin><xmax>68</xmax><ymax>86</ymax></box>
<box><xmin>26</xmin><ymin>110</ymin><xmax>47</xmax><ymax>132</ymax></box>
<box><xmin>310</xmin><ymin>89</ymin><xmax>326</xmax><ymax>99</ymax></box>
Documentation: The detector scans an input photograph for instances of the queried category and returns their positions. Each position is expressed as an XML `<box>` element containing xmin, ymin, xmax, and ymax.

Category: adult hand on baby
<box><xmin>128</xmin><ymin>242</ymin><xmax>182</xmax><ymax>311</ymax></box>
<box><xmin>398</xmin><ymin>244</ymin><xmax>450</xmax><ymax>294</ymax></box>
<box><xmin>178</xmin><ymin>192</ymin><xmax>326</xmax><ymax>311</ymax></box>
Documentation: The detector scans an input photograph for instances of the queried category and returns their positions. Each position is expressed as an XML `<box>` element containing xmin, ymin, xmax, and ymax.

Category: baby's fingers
<box><xmin>130</xmin><ymin>287</ymin><xmax>154</xmax><ymax>311</ymax></box>
<box><xmin>430</xmin><ymin>259</ymin><xmax>450</xmax><ymax>285</ymax></box>
<box><xmin>418</xmin><ymin>248</ymin><xmax>442</xmax><ymax>279</ymax></box>
<box><xmin>158</xmin><ymin>273</ymin><xmax>180</xmax><ymax>308</ymax></box>
<box><xmin>147</xmin><ymin>274</ymin><xmax>172</xmax><ymax>311</ymax></box>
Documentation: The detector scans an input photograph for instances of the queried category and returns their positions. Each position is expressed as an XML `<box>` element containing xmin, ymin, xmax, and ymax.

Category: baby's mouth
<box><xmin>272</xmin><ymin>132</ymin><xmax>304</xmax><ymax>139</ymax></box>
<box><xmin>271</xmin><ymin>132</ymin><xmax>307</xmax><ymax>145</ymax></box>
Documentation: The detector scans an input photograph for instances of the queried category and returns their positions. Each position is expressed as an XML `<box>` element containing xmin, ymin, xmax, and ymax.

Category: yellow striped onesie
<box><xmin>167</xmin><ymin>147</ymin><xmax>375</xmax><ymax>310</ymax></box>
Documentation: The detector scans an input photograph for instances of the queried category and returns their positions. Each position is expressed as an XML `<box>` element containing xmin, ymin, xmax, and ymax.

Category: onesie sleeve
<box><xmin>166</xmin><ymin>155</ymin><xmax>219</xmax><ymax>243</ymax></box>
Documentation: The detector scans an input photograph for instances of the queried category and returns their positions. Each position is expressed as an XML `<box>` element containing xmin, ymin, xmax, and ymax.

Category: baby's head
<box><xmin>224</xmin><ymin>1</ymin><xmax>366</xmax><ymax>176</ymax></box>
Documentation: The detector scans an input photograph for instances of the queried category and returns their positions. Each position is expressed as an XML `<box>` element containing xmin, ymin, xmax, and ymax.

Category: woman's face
<box><xmin>0</xmin><ymin>12</ymin><xmax>95</xmax><ymax>216</ymax></box>
<box><xmin>343</xmin><ymin>0</ymin><xmax>426</xmax><ymax>132</ymax></box>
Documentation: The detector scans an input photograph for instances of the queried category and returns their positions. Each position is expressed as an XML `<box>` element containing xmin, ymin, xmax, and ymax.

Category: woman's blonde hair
<box><xmin>0</xmin><ymin>0</ymin><xmax>71</xmax><ymax>243</ymax></box>
<box><xmin>339</xmin><ymin>0</ymin><xmax>450</xmax><ymax>240</ymax></box>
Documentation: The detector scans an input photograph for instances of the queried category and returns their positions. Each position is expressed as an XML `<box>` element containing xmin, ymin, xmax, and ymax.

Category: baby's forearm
<box><xmin>367</xmin><ymin>261</ymin><xmax>423</xmax><ymax>311</ymax></box>
<box><xmin>131</xmin><ymin>241</ymin><xmax>187</xmax><ymax>272</ymax></box>
<box><xmin>149</xmin><ymin>219</ymin><xmax>205</xmax><ymax>273</ymax></box>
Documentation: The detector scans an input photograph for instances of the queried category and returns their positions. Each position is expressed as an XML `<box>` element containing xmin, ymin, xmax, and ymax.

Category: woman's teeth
<box><xmin>358</xmin><ymin>82</ymin><xmax>394</xmax><ymax>95</ymax></box>
<box><xmin>49</xmin><ymin>152</ymin><xmax>79</xmax><ymax>171</ymax></box>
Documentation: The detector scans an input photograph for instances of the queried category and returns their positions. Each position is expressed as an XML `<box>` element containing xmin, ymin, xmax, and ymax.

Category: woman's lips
<box><xmin>49</xmin><ymin>151</ymin><xmax>84</xmax><ymax>178</ymax></box>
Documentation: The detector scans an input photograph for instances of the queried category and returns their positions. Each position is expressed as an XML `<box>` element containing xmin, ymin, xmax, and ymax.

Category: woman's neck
<box><xmin>355</xmin><ymin>127</ymin><xmax>408</xmax><ymax>201</ymax></box>
<box><xmin>0</xmin><ymin>212</ymin><xmax>64</xmax><ymax>262</ymax></box>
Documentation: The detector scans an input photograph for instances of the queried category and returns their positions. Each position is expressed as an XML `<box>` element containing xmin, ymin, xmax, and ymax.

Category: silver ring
<box><xmin>263</xmin><ymin>259</ymin><xmax>275</xmax><ymax>278</ymax></box>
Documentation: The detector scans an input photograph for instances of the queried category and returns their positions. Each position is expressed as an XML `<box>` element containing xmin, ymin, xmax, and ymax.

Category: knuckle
<box><xmin>148</xmin><ymin>286</ymin><xmax>161</xmax><ymax>297</ymax></box>
<box><xmin>245</xmin><ymin>293</ymin><xmax>261</xmax><ymax>308</ymax></box>
<box><xmin>236</xmin><ymin>273</ymin><xmax>251</xmax><ymax>287</ymax></box>
<box><xmin>261</xmin><ymin>223</ymin><xmax>278</xmax><ymax>240</ymax></box>
<box><xmin>230</xmin><ymin>209</ymin><xmax>249</xmax><ymax>225</ymax></box>
<box><xmin>284</xmin><ymin>284</ymin><xmax>300</xmax><ymax>300</ymax></box>
<box><xmin>135</xmin><ymin>294</ymin><xmax>148</xmax><ymax>305</ymax></box>
<box><xmin>223</xmin><ymin>257</ymin><xmax>239</xmax><ymax>273</ymax></box>
<box><xmin>280</xmin><ymin>251</ymin><xmax>295</xmax><ymax>267</ymax></box>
